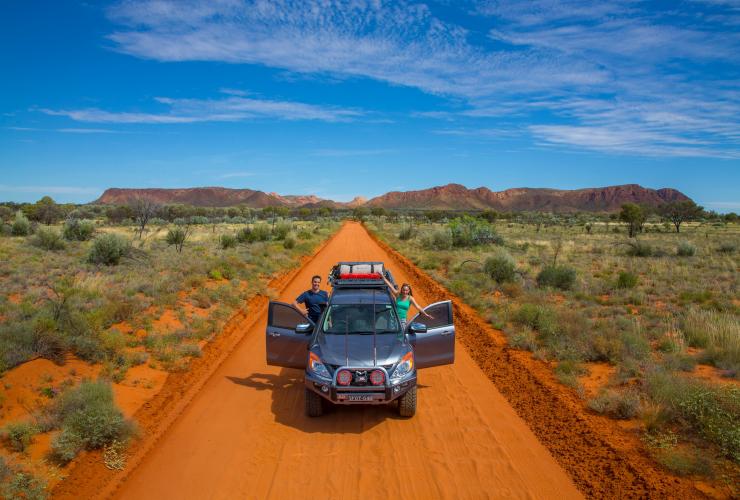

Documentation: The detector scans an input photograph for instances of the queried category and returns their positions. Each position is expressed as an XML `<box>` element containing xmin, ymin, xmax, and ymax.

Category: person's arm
<box><xmin>382</xmin><ymin>276</ymin><xmax>399</xmax><ymax>297</ymax></box>
<box><xmin>293</xmin><ymin>293</ymin><xmax>309</xmax><ymax>318</ymax></box>
<box><xmin>410</xmin><ymin>296</ymin><xmax>433</xmax><ymax>318</ymax></box>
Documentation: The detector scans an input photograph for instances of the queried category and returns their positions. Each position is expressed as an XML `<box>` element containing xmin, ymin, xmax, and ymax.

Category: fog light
<box><xmin>321</xmin><ymin>385</ymin><xmax>329</xmax><ymax>393</ymax></box>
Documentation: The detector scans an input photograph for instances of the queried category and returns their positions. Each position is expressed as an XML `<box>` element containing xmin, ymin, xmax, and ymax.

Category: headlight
<box><xmin>390</xmin><ymin>352</ymin><xmax>414</xmax><ymax>381</ymax></box>
<box><xmin>308</xmin><ymin>352</ymin><xmax>331</xmax><ymax>380</ymax></box>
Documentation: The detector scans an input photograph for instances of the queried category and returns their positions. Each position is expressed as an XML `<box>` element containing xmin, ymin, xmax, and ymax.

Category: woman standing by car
<box><xmin>382</xmin><ymin>275</ymin><xmax>432</xmax><ymax>329</ymax></box>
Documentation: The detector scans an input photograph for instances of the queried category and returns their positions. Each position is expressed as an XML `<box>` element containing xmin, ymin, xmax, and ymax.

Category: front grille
<box><xmin>329</xmin><ymin>366</ymin><xmax>391</xmax><ymax>387</ymax></box>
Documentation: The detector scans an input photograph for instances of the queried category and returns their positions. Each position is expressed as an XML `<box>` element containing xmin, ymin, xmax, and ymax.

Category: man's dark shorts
<box><xmin>296</xmin><ymin>289</ymin><xmax>328</xmax><ymax>323</ymax></box>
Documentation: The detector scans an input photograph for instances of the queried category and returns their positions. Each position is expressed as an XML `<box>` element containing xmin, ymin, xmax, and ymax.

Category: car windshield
<box><xmin>321</xmin><ymin>304</ymin><xmax>401</xmax><ymax>334</ymax></box>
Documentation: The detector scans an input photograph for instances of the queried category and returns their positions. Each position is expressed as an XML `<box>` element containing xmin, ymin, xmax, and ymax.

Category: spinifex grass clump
<box><xmin>219</xmin><ymin>234</ymin><xmax>237</xmax><ymax>249</ymax></box>
<box><xmin>676</xmin><ymin>241</ymin><xmax>696</xmax><ymax>257</ymax></box>
<box><xmin>682</xmin><ymin>308</ymin><xmax>740</xmax><ymax>375</ymax></box>
<box><xmin>88</xmin><ymin>233</ymin><xmax>130</xmax><ymax>265</ymax></box>
<box><xmin>45</xmin><ymin>380</ymin><xmax>135</xmax><ymax>464</ymax></box>
<box><xmin>11</xmin><ymin>211</ymin><xmax>31</xmax><ymax>236</ymax></box>
<box><xmin>616</xmin><ymin>271</ymin><xmax>639</xmax><ymax>289</ymax></box>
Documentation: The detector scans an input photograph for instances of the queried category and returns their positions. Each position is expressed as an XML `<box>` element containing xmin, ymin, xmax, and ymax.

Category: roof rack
<box><xmin>328</xmin><ymin>262</ymin><xmax>395</xmax><ymax>289</ymax></box>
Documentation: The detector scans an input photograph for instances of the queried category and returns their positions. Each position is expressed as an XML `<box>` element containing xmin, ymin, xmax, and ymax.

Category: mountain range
<box><xmin>94</xmin><ymin>183</ymin><xmax>691</xmax><ymax>212</ymax></box>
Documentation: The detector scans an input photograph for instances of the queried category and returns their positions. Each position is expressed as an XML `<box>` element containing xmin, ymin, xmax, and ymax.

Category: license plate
<box><xmin>347</xmin><ymin>394</ymin><xmax>374</xmax><ymax>402</ymax></box>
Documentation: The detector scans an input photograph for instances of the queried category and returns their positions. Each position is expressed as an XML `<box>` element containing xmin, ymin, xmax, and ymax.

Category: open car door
<box><xmin>407</xmin><ymin>300</ymin><xmax>455</xmax><ymax>369</ymax></box>
<box><xmin>266</xmin><ymin>301</ymin><xmax>314</xmax><ymax>369</ymax></box>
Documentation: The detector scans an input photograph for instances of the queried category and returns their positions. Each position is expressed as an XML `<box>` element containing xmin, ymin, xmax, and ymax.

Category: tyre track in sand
<box><xmin>106</xmin><ymin>221</ymin><xmax>582</xmax><ymax>499</ymax></box>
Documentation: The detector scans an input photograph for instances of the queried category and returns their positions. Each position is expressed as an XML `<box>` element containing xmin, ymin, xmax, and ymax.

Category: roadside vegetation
<box><xmin>0</xmin><ymin>197</ymin><xmax>340</xmax><ymax>495</ymax></box>
<box><xmin>367</xmin><ymin>206</ymin><xmax>739</xmax><ymax>491</ymax></box>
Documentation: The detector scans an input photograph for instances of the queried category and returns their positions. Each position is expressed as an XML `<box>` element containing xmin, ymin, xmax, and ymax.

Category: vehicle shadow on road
<box><xmin>227</xmin><ymin>370</ymin><xmax>426</xmax><ymax>433</ymax></box>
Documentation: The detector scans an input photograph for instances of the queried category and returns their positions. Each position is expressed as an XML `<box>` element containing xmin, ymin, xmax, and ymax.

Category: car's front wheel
<box><xmin>305</xmin><ymin>388</ymin><xmax>324</xmax><ymax>417</ymax></box>
<box><xmin>397</xmin><ymin>386</ymin><xmax>416</xmax><ymax>417</ymax></box>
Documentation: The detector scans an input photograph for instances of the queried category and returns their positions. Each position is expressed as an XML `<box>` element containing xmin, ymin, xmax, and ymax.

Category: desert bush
<box><xmin>449</xmin><ymin>216</ymin><xmax>503</xmax><ymax>247</ymax></box>
<box><xmin>483</xmin><ymin>250</ymin><xmax>517</xmax><ymax>284</ymax></box>
<box><xmin>398</xmin><ymin>225</ymin><xmax>415</xmax><ymax>240</ymax></box>
<box><xmin>0</xmin><ymin>470</ymin><xmax>46</xmax><ymax>500</ymax></box>
<box><xmin>554</xmin><ymin>359</ymin><xmax>586</xmax><ymax>389</ymax></box>
<box><xmin>252</xmin><ymin>224</ymin><xmax>271</xmax><ymax>241</ymax></box>
<box><xmin>625</xmin><ymin>241</ymin><xmax>654</xmax><ymax>257</ymax></box>
<box><xmin>588</xmin><ymin>388</ymin><xmax>640</xmax><ymax>419</ymax></box>
<box><xmin>236</xmin><ymin>227</ymin><xmax>257</xmax><ymax>243</ymax></box>
<box><xmin>616</xmin><ymin>271</ymin><xmax>638</xmax><ymax>289</ymax></box>
<box><xmin>272</xmin><ymin>222</ymin><xmax>291</xmax><ymax>240</ymax></box>
<box><xmin>297</xmin><ymin>229</ymin><xmax>313</xmax><ymax>240</ymax></box>
<box><xmin>3</xmin><ymin>421</ymin><xmax>37</xmax><ymax>451</ymax></box>
<box><xmin>48</xmin><ymin>380</ymin><xmax>134</xmax><ymax>464</ymax></box>
<box><xmin>653</xmin><ymin>447</ymin><xmax>712</xmax><ymax>476</ymax></box>
<box><xmin>283</xmin><ymin>236</ymin><xmax>296</xmax><ymax>249</ymax></box>
<box><xmin>717</xmin><ymin>242</ymin><xmax>736</xmax><ymax>254</ymax></box>
<box><xmin>424</xmin><ymin>228</ymin><xmax>452</xmax><ymax>250</ymax></box>
<box><xmin>537</xmin><ymin>265</ymin><xmax>576</xmax><ymax>290</ymax></box>
<box><xmin>88</xmin><ymin>234</ymin><xmax>130</xmax><ymax>265</ymax></box>
<box><xmin>32</xmin><ymin>227</ymin><xmax>65</xmax><ymax>251</ymax></box>
<box><xmin>646</xmin><ymin>372</ymin><xmax>740</xmax><ymax>462</ymax></box>
<box><xmin>63</xmin><ymin>219</ymin><xmax>95</xmax><ymax>241</ymax></box>
<box><xmin>681</xmin><ymin>308</ymin><xmax>740</xmax><ymax>373</ymax></box>
<box><xmin>219</xmin><ymin>234</ymin><xmax>237</xmax><ymax>249</ymax></box>
<box><xmin>676</xmin><ymin>241</ymin><xmax>696</xmax><ymax>257</ymax></box>
<box><xmin>514</xmin><ymin>304</ymin><xmax>558</xmax><ymax>337</ymax></box>
<box><xmin>11</xmin><ymin>211</ymin><xmax>31</xmax><ymax>236</ymax></box>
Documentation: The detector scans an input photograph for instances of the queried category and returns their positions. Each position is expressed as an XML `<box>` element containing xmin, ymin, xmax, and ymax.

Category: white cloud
<box><xmin>41</xmin><ymin>95</ymin><xmax>362</xmax><ymax>124</ymax></box>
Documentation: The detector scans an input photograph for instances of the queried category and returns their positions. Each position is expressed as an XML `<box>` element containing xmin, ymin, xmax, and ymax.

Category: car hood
<box><xmin>316</xmin><ymin>333</ymin><xmax>407</xmax><ymax>367</ymax></box>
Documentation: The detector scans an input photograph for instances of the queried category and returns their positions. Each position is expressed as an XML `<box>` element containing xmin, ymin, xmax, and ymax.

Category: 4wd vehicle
<box><xmin>266</xmin><ymin>262</ymin><xmax>455</xmax><ymax>417</ymax></box>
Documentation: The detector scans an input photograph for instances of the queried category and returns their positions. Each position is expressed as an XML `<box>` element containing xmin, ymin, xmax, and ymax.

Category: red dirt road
<box><xmin>114</xmin><ymin>222</ymin><xmax>581</xmax><ymax>499</ymax></box>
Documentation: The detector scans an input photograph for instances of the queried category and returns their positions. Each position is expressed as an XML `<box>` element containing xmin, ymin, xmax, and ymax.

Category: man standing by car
<box><xmin>294</xmin><ymin>275</ymin><xmax>328</xmax><ymax>324</ymax></box>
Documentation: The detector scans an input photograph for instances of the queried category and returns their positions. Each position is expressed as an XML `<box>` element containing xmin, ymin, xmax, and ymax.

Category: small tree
<box><xmin>131</xmin><ymin>198</ymin><xmax>160</xmax><ymax>239</ymax></box>
<box><xmin>30</xmin><ymin>196</ymin><xmax>64</xmax><ymax>225</ymax></box>
<box><xmin>165</xmin><ymin>225</ymin><xmax>191</xmax><ymax>253</ymax></box>
<box><xmin>658</xmin><ymin>200</ymin><xmax>704</xmax><ymax>233</ymax></box>
<box><xmin>619</xmin><ymin>203</ymin><xmax>646</xmax><ymax>238</ymax></box>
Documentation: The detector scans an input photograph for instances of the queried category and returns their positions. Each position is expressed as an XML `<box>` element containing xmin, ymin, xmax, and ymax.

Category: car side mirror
<box><xmin>295</xmin><ymin>323</ymin><xmax>313</xmax><ymax>334</ymax></box>
<box><xmin>408</xmin><ymin>322</ymin><xmax>427</xmax><ymax>334</ymax></box>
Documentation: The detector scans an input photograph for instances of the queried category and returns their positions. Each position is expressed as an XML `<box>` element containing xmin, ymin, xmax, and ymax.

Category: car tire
<box><xmin>397</xmin><ymin>386</ymin><xmax>416</xmax><ymax>418</ymax></box>
<box><xmin>305</xmin><ymin>388</ymin><xmax>324</xmax><ymax>417</ymax></box>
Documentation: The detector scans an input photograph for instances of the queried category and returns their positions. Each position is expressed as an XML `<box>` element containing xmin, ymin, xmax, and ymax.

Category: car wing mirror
<box><xmin>408</xmin><ymin>322</ymin><xmax>427</xmax><ymax>334</ymax></box>
<box><xmin>295</xmin><ymin>323</ymin><xmax>313</xmax><ymax>334</ymax></box>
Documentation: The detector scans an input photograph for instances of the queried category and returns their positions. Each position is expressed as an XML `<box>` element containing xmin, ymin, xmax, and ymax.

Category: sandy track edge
<box><xmin>51</xmin><ymin>225</ymin><xmax>345</xmax><ymax>500</ymax></box>
<box><xmin>365</xmin><ymin>225</ymin><xmax>704</xmax><ymax>499</ymax></box>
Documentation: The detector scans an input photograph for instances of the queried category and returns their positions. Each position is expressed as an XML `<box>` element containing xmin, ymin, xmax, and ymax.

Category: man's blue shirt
<box><xmin>296</xmin><ymin>289</ymin><xmax>328</xmax><ymax>323</ymax></box>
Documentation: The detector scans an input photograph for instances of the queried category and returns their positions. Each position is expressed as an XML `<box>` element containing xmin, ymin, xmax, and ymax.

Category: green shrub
<box><xmin>47</xmin><ymin>380</ymin><xmax>134</xmax><ymax>464</ymax></box>
<box><xmin>11</xmin><ymin>211</ymin><xmax>31</xmax><ymax>236</ymax></box>
<box><xmin>449</xmin><ymin>216</ymin><xmax>502</xmax><ymax>247</ymax></box>
<box><xmin>616</xmin><ymin>271</ymin><xmax>638</xmax><ymax>289</ymax></box>
<box><xmin>3</xmin><ymin>421</ymin><xmax>37</xmax><ymax>451</ymax></box>
<box><xmin>646</xmin><ymin>372</ymin><xmax>740</xmax><ymax>462</ymax></box>
<box><xmin>88</xmin><ymin>234</ymin><xmax>130</xmax><ymax>265</ymax></box>
<box><xmin>236</xmin><ymin>227</ymin><xmax>257</xmax><ymax>243</ymax></box>
<box><xmin>252</xmin><ymin>224</ymin><xmax>271</xmax><ymax>241</ymax></box>
<box><xmin>398</xmin><ymin>226</ymin><xmax>415</xmax><ymax>240</ymax></box>
<box><xmin>32</xmin><ymin>227</ymin><xmax>65</xmax><ymax>251</ymax></box>
<box><xmin>537</xmin><ymin>265</ymin><xmax>576</xmax><ymax>290</ymax></box>
<box><xmin>219</xmin><ymin>234</ymin><xmax>237</xmax><ymax>249</ymax></box>
<box><xmin>513</xmin><ymin>304</ymin><xmax>558</xmax><ymax>337</ymax></box>
<box><xmin>272</xmin><ymin>222</ymin><xmax>291</xmax><ymax>240</ymax></box>
<box><xmin>425</xmin><ymin>229</ymin><xmax>452</xmax><ymax>250</ymax></box>
<box><xmin>297</xmin><ymin>229</ymin><xmax>313</xmax><ymax>240</ymax></box>
<box><xmin>588</xmin><ymin>389</ymin><xmax>640</xmax><ymax>419</ymax></box>
<box><xmin>483</xmin><ymin>251</ymin><xmax>517</xmax><ymax>284</ymax></box>
<box><xmin>654</xmin><ymin>447</ymin><xmax>711</xmax><ymax>476</ymax></box>
<box><xmin>283</xmin><ymin>236</ymin><xmax>296</xmax><ymax>249</ymax></box>
<box><xmin>1</xmin><ymin>470</ymin><xmax>46</xmax><ymax>500</ymax></box>
<box><xmin>63</xmin><ymin>219</ymin><xmax>95</xmax><ymax>241</ymax></box>
<box><xmin>717</xmin><ymin>243</ymin><xmax>736</xmax><ymax>254</ymax></box>
<box><xmin>676</xmin><ymin>241</ymin><xmax>696</xmax><ymax>257</ymax></box>
<box><xmin>626</xmin><ymin>241</ymin><xmax>653</xmax><ymax>257</ymax></box>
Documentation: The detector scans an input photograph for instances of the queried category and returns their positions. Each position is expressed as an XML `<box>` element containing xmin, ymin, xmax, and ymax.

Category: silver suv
<box><xmin>265</xmin><ymin>262</ymin><xmax>455</xmax><ymax>418</ymax></box>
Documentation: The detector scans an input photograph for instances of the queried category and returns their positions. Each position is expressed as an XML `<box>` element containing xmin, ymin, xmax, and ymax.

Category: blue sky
<box><xmin>1</xmin><ymin>0</ymin><xmax>739</xmax><ymax>210</ymax></box>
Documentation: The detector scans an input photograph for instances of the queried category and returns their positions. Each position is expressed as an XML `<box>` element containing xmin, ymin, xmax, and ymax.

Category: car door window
<box><xmin>418</xmin><ymin>302</ymin><xmax>452</xmax><ymax>329</ymax></box>
<box><xmin>270</xmin><ymin>303</ymin><xmax>310</xmax><ymax>329</ymax></box>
